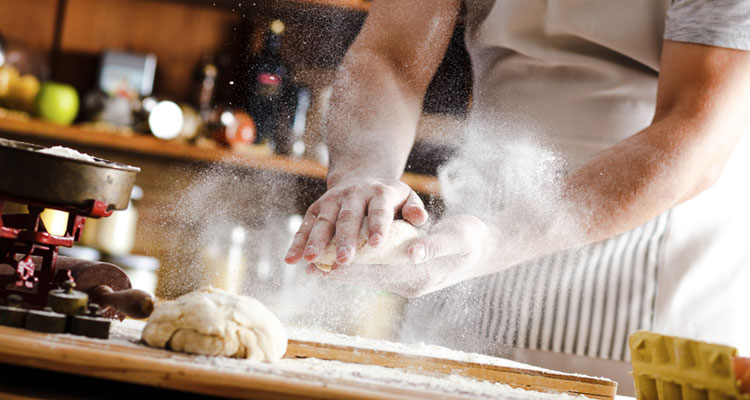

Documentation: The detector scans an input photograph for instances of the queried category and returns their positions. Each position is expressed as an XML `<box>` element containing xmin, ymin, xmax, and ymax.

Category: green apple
<box><xmin>35</xmin><ymin>82</ymin><xmax>80</xmax><ymax>125</ymax></box>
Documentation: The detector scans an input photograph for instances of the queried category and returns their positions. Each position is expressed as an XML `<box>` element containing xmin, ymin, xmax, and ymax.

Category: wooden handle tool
<box><xmin>89</xmin><ymin>285</ymin><xmax>155</xmax><ymax>319</ymax></box>
<box><xmin>56</xmin><ymin>256</ymin><xmax>155</xmax><ymax>320</ymax></box>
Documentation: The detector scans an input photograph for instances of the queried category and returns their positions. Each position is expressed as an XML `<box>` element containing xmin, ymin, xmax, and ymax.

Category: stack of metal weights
<box><xmin>0</xmin><ymin>280</ymin><xmax>111</xmax><ymax>339</ymax></box>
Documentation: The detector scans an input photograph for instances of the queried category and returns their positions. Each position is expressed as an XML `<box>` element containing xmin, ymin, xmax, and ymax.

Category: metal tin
<box><xmin>24</xmin><ymin>307</ymin><xmax>67</xmax><ymax>333</ymax></box>
<box><xmin>0</xmin><ymin>294</ymin><xmax>27</xmax><ymax>327</ymax></box>
<box><xmin>47</xmin><ymin>281</ymin><xmax>88</xmax><ymax>316</ymax></box>
<box><xmin>0</xmin><ymin>138</ymin><xmax>140</xmax><ymax>211</ymax></box>
<box><xmin>0</xmin><ymin>305</ymin><xmax>27</xmax><ymax>327</ymax></box>
<box><xmin>70</xmin><ymin>303</ymin><xmax>110</xmax><ymax>339</ymax></box>
<box><xmin>71</xmin><ymin>314</ymin><xmax>110</xmax><ymax>339</ymax></box>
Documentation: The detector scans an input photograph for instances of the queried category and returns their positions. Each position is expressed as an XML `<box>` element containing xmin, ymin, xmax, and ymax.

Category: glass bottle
<box><xmin>247</xmin><ymin>20</ymin><xmax>288</xmax><ymax>150</ymax></box>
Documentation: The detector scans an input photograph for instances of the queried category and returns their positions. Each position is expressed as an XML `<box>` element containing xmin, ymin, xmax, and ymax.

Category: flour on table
<box><xmin>141</xmin><ymin>287</ymin><xmax>287</xmax><ymax>361</ymax></box>
<box><xmin>288</xmin><ymin>326</ymin><xmax>562</xmax><ymax>375</ymax></box>
<box><xmin>112</xmin><ymin>320</ymin><xmax>602</xmax><ymax>399</ymax></box>
<box><xmin>315</xmin><ymin>219</ymin><xmax>424</xmax><ymax>271</ymax></box>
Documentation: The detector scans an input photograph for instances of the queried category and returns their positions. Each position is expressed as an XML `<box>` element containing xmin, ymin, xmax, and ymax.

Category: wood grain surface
<box><xmin>288</xmin><ymin>340</ymin><xmax>617</xmax><ymax>400</ymax></box>
<box><xmin>0</xmin><ymin>325</ymin><xmax>616</xmax><ymax>399</ymax></box>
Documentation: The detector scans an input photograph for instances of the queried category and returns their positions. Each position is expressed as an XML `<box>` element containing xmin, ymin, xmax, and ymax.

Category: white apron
<box><xmin>401</xmin><ymin>0</ymin><xmax>750</xmax><ymax>394</ymax></box>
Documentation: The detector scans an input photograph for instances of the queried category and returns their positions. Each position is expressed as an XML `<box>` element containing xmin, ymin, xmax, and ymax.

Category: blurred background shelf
<box><xmin>190</xmin><ymin>0</ymin><xmax>372</xmax><ymax>12</ymax></box>
<box><xmin>0</xmin><ymin>0</ymin><xmax>468</xmax><ymax>110</ymax></box>
<box><xmin>0</xmin><ymin>116</ymin><xmax>440</xmax><ymax>195</ymax></box>
<box><xmin>0</xmin><ymin>0</ymin><xmax>460</xmax><ymax>301</ymax></box>
<box><xmin>289</xmin><ymin>0</ymin><xmax>370</xmax><ymax>11</ymax></box>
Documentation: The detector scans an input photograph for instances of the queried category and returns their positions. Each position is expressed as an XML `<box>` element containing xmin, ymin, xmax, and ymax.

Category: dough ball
<box><xmin>314</xmin><ymin>219</ymin><xmax>424</xmax><ymax>271</ymax></box>
<box><xmin>141</xmin><ymin>287</ymin><xmax>287</xmax><ymax>361</ymax></box>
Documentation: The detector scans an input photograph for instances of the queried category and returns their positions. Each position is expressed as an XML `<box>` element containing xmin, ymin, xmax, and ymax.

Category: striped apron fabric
<box><xmin>484</xmin><ymin>212</ymin><xmax>668</xmax><ymax>361</ymax></box>
<box><xmin>401</xmin><ymin>212</ymin><xmax>670</xmax><ymax>362</ymax></box>
<box><xmin>399</xmin><ymin>0</ymin><xmax>677</xmax><ymax>362</ymax></box>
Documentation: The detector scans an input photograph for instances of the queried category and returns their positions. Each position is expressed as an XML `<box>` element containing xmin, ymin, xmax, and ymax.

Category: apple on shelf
<box><xmin>35</xmin><ymin>82</ymin><xmax>80</xmax><ymax>125</ymax></box>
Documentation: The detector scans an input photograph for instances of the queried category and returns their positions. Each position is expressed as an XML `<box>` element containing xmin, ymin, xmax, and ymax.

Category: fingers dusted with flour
<box><xmin>402</xmin><ymin>190</ymin><xmax>428</xmax><ymax>227</ymax></box>
<box><xmin>284</xmin><ymin>178</ymin><xmax>429</xmax><ymax>266</ymax></box>
<box><xmin>366</xmin><ymin>193</ymin><xmax>395</xmax><ymax>249</ymax></box>
<box><xmin>335</xmin><ymin>200</ymin><xmax>368</xmax><ymax>264</ymax></box>
<box><xmin>304</xmin><ymin>202</ymin><xmax>340</xmax><ymax>262</ymax></box>
<box><xmin>319</xmin><ymin>215</ymin><xmax>497</xmax><ymax>298</ymax></box>
<box><xmin>285</xmin><ymin>209</ymin><xmax>317</xmax><ymax>264</ymax></box>
<box><xmin>409</xmin><ymin>215</ymin><xmax>492</xmax><ymax>264</ymax></box>
<box><xmin>365</xmin><ymin>183</ymin><xmax>426</xmax><ymax>249</ymax></box>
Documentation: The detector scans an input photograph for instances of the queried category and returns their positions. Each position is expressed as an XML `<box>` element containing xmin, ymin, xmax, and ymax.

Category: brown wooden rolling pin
<box><xmin>88</xmin><ymin>284</ymin><xmax>154</xmax><ymax>319</ymax></box>
<box><xmin>55</xmin><ymin>256</ymin><xmax>155</xmax><ymax>320</ymax></box>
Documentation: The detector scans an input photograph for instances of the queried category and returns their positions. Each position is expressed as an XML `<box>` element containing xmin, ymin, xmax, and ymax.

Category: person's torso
<box><xmin>464</xmin><ymin>0</ymin><xmax>669</xmax><ymax>162</ymax></box>
<box><xmin>401</xmin><ymin>0</ymin><xmax>750</xmax><ymax>367</ymax></box>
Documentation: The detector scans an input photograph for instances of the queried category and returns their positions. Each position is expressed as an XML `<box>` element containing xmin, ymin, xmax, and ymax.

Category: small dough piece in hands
<box><xmin>141</xmin><ymin>287</ymin><xmax>287</xmax><ymax>361</ymax></box>
<box><xmin>314</xmin><ymin>219</ymin><xmax>424</xmax><ymax>272</ymax></box>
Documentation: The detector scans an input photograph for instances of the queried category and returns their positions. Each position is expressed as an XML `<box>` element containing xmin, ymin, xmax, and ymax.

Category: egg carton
<box><xmin>629</xmin><ymin>331</ymin><xmax>749</xmax><ymax>400</ymax></box>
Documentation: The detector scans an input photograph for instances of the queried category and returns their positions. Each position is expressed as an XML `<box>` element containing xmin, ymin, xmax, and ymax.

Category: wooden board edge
<box><xmin>287</xmin><ymin>340</ymin><xmax>617</xmax><ymax>399</ymax></box>
<box><xmin>0</xmin><ymin>326</ymin><xmax>488</xmax><ymax>400</ymax></box>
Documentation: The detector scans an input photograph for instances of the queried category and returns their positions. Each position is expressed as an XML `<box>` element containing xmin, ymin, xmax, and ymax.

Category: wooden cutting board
<box><xmin>0</xmin><ymin>325</ymin><xmax>616</xmax><ymax>399</ymax></box>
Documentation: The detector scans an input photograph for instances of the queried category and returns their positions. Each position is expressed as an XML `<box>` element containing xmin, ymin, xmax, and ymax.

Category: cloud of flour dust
<box><xmin>147</xmin><ymin>161</ymin><xmax>397</xmax><ymax>336</ymax></box>
<box><xmin>397</xmin><ymin>119</ymin><xmax>592</xmax><ymax>355</ymax></box>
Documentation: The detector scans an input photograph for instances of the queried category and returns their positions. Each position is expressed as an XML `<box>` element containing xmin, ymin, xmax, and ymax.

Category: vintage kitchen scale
<box><xmin>0</xmin><ymin>138</ymin><xmax>154</xmax><ymax>338</ymax></box>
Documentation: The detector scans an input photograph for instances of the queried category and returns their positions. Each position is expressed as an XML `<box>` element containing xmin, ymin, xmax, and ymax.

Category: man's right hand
<box><xmin>283</xmin><ymin>0</ymin><xmax>458</xmax><ymax>268</ymax></box>
<box><xmin>284</xmin><ymin>177</ymin><xmax>428</xmax><ymax>267</ymax></box>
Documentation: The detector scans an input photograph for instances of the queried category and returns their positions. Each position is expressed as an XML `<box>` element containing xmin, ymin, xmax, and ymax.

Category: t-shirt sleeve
<box><xmin>664</xmin><ymin>0</ymin><xmax>750</xmax><ymax>51</ymax></box>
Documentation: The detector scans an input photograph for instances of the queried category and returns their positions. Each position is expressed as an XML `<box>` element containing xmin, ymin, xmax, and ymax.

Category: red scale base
<box><xmin>0</xmin><ymin>196</ymin><xmax>112</xmax><ymax>307</ymax></box>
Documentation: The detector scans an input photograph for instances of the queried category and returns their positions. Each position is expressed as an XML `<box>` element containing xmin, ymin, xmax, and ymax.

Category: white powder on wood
<box><xmin>103</xmin><ymin>320</ymin><xmax>602</xmax><ymax>399</ymax></box>
<box><xmin>290</xmin><ymin>326</ymin><xmax>560</xmax><ymax>374</ymax></box>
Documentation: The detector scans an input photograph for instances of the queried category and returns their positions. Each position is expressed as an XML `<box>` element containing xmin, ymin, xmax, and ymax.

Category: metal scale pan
<box><xmin>0</xmin><ymin>138</ymin><xmax>140</xmax><ymax>212</ymax></box>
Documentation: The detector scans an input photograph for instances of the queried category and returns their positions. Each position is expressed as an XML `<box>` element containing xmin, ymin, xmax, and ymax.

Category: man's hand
<box><xmin>310</xmin><ymin>215</ymin><xmax>497</xmax><ymax>298</ymax></box>
<box><xmin>284</xmin><ymin>1</ymin><xmax>459</xmax><ymax>269</ymax></box>
<box><xmin>285</xmin><ymin>178</ymin><xmax>428</xmax><ymax>266</ymax></box>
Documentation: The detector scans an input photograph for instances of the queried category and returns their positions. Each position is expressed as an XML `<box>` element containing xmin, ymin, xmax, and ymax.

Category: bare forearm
<box><xmin>567</xmin><ymin>47</ymin><xmax>750</xmax><ymax>243</ymax></box>
<box><xmin>322</xmin><ymin>0</ymin><xmax>459</xmax><ymax>188</ymax></box>
<box><xmin>286</xmin><ymin>0</ymin><xmax>459</xmax><ymax>267</ymax></box>
<box><xmin>485</xmin><ymin>41</ymin><xmax>750</xmax><ymax>274</ymax></box>
<box><xmin>484</xmin><ymin>116</ymin><xmax>740</xmax><ymax>275</ymax></box>
<box><xmin>325</xmin><ymin>50</ymin><xmax>423</xmax><ymax>187</ymax></box>
<box><xmin>567</xmin><ymin>118</ymin><xmax>733</xmax><ymax>241</ymax></box>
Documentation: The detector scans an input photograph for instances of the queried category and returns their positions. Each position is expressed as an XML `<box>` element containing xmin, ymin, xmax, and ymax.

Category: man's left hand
<box><xmin>311</xmin><ymin>215</ymin><xmax>497</xmax><ymax>298</ymax></box>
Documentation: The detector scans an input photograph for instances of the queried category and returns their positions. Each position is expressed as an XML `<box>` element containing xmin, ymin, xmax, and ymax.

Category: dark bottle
<box><xmin>247</xmin><ymin>19</ymin><xmax>288</xmax><ymax>149</ymax></box>
<box><xmin>193</xmin><ymin>53</ymin><xmax>218</xmax><ymax>125</ymax></box>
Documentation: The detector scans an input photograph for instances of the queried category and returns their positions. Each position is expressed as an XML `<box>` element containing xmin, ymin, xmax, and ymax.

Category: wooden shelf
<box><xmin>168</xmin><ymin>0</ymin><xmax>370</xmax><ymax>12</ymax></box>
<box><xmin>0</xmin><ymin>117</ymin><xmax>439</xmax><ymax>195</ymax></box>
<box><xmin>289</xmin><ymin>0</ymin><xmax>370</xmax><ymax>11</ymax></box>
